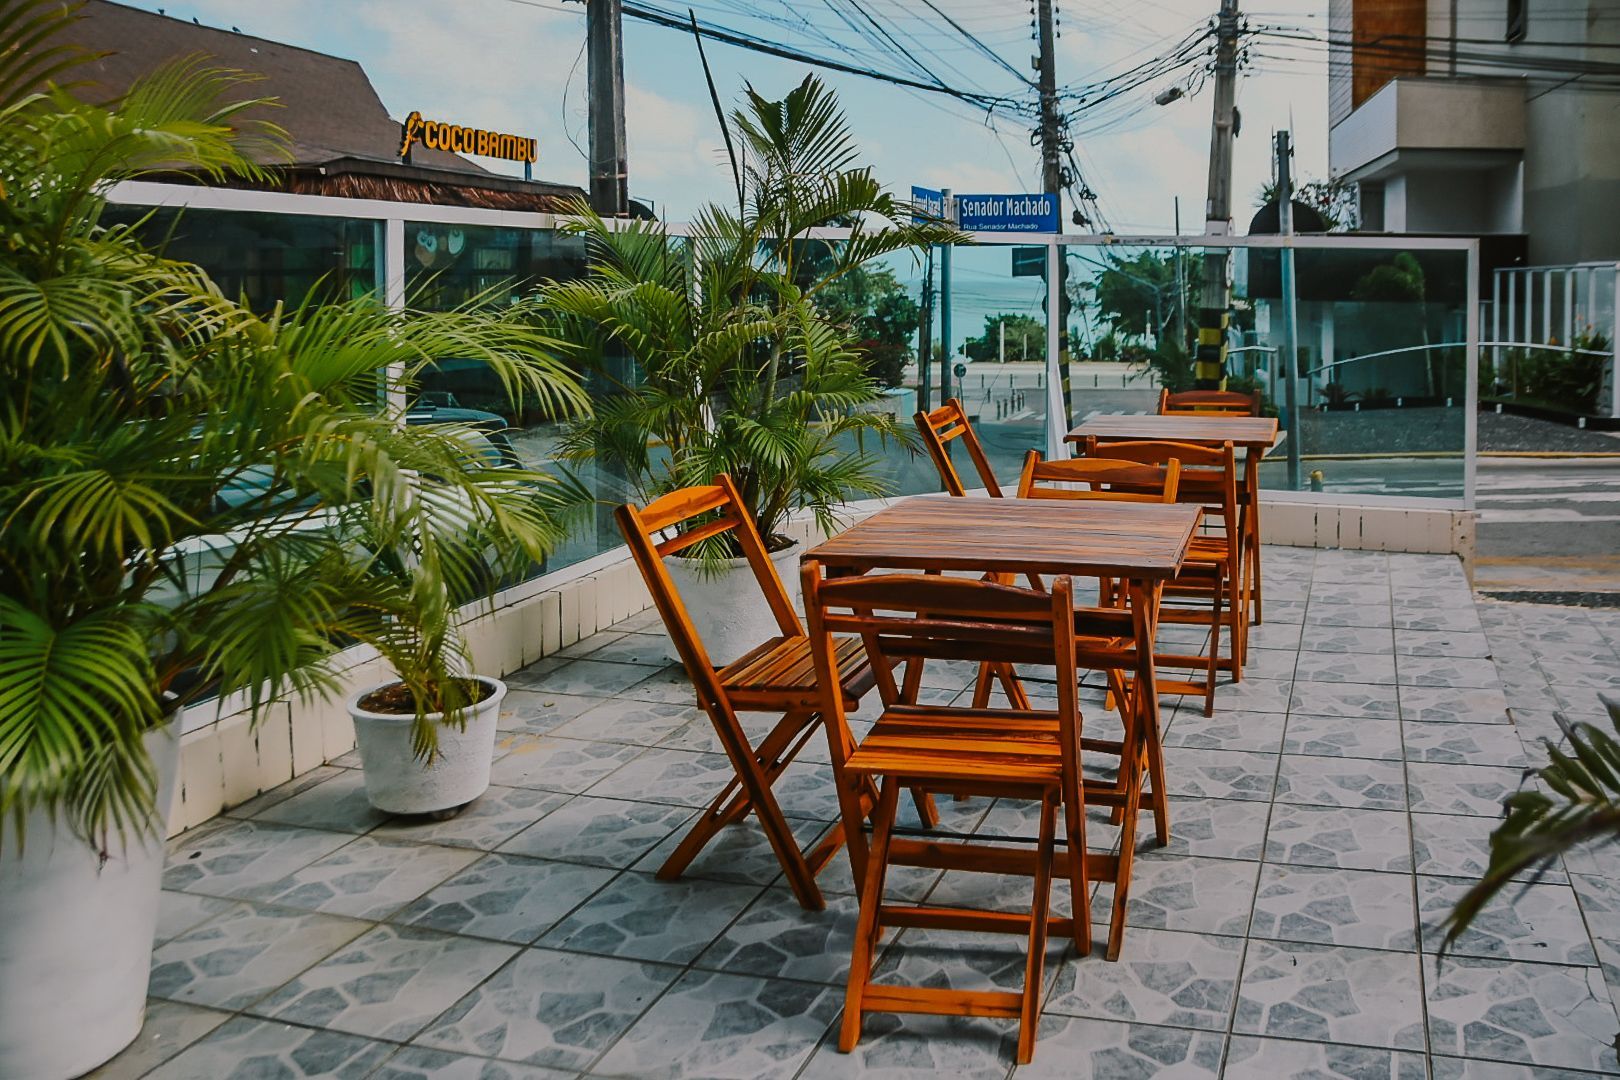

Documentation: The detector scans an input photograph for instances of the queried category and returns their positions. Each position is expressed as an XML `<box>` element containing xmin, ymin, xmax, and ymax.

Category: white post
<box><xmin>1565</xmin><ymin>267</ymin><xmax>1576</xmax><ymax>345</ymax></box>
<box><xmin>1490</xmin><ymin>267</ymin><xmax>1501</xmax><ymax>392</ymax></box>
<box><xmin>999</xmin><ymin>318</ymin><xmax>1006</xmax><ymax>363</ymax></box>
<box><xmin>1464</xmin><ymin>241</ymin><xmax>1479</xmax><ymax>509</ymax></box>
<box><xmin>384</xmin><ymin>218</ymin><xmax>407</xmax><ymax>414</ymax></box>
<box><xmin>1045</xmin><ymin>241</ymin><xmax>1066</xmax><ymax>460</ymax></box>
<box><xmin>1611</xmin><ymin>264</ymin><xmax>1620</xmax><ymax>418</ymax></box>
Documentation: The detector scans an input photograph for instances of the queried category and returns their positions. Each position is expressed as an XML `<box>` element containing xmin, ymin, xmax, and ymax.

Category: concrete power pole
<box><xmin>1034</xmin><ymin>0</ymin><xmax>1074</xmax><ymax>428</ymax></box>
<box><xmin>1195</xmin><ymin>0</ymin><xmax>1241</xmax><ymax>388</ymax></box>
<box><xmin>587</xmin><ymin>0</ymin><xmax>629</xmax><ymax>216</ymax></box>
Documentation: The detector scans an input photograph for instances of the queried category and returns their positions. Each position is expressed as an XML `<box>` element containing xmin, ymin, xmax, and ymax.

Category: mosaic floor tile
<box><xmin>163</xmin><ymin>820</ymin><xmax>355</xmax><ymax>898</ymax></box>
<box><xmin>584</xmin><ymin>747</ymin><xmax>736</xmax><ymax>807</ymax></box>
<box><xmin>1044</xmin><ymin>925</ymin><xmax>1243</xmax><ymax>1030</ymax></box>
<box><xmin>1233</xmin><ymin>940</ymin><xmax>1425</xmax><ymax>1050</ymax></box>
<box><xmin>1161</xmin><ymin>747</ymin><xmax>1279</xmax><ymax>801</ymax></box>
<box><xmin>1223</xmin><ymin>1035</ymin><xmax>1427</xmax><ymax>1079</ymax></box>
<box><xmin>1428</xmin><ymin>1057</ymin><xmax>1612</xmax><ymax>1080</ymax></box>
<box><xmin>635</xmin><ymin>811</ymin><xmax>827</xmax><ymax>887</ymax></box>
<box><xmin>1264</xmin><ymin>805</ymin><xmax>1411</xmax><ymax>872</ymax></box>
<box><xmin>539</xmin><ymin>869</ymin><xmax>762</xmax><ymax>964</ymax></box>
<box><xmin>1551</xmin><ymin>683</ymin><xmax>1616</xmax><ymax>719</ymax></box>
<box><xmin>1391</xmin><ymin>605</ymin><xmax>1483</xmax><ymax>633</ymax></box>
<box><xmin>1283</xmin><ymin>714</ymin><xmax>1403</xmax><ymax>759</ymax></box>
<box><xmin>1425</xmin><ymin>956</ymin><xmax>1619</xmax><ymax>1072</ymax></box>
<box><xmin>696</xmin><ymin>886</ymin><xmax>870</xmax><ymax>986</ymax></box>
<box><xmin>576</xmin><ymin>632</ymin><xmax>679</xmax><ymax>668</ymax></box>
<box><xmin>1403</xmin><ymin>721</ymin><xmax>1527</xmax><ymax>766</ymax></box>
<box><xmin>371</xmin><ymin>1046</ymin><xmax>575</xmax><ymax>1079</ymax></box>
<box><xmin>1247</xmin><ymin>621</ymin><xmax>1304</xmax><ymax>650</ymax></box>
<box><xmin>153</xmin><ymin>890</ymin><xmax>234</xmax><ymax>945</ymax></box>
<box><xmin>498</xmin><ymin>795</ymin><xmax>694</xmax><ymax>869</ymax></box>
<box><xmin>1295</xmin><ymin>650</ymin><xmax>1397</xmax><ymax>685</ymax></box>
<box><xmin>768</xmin><ymin>760</ymin><xmax>847</xmax><ymax>822</ymax></box>
<box><xmin>654</xmin><ymin>718</ymin><xmax>725</xmax><ymax>755</ymax></box>
<box><xmin>1275</xmin><ymin>754</ymin><xmax>1407</xmax><ymax>810</ymax></box>
<box><xmin>620</xmin><ymin>666</ymin><xmax>703</xmax><ymax>705</ymax></box>
<box><xmin>1242</xmin><ymin>647</ymin><xmax>1302</xmax><ymax>679</ymax></box>
<box><xmin>1411</xmin><ymin>812</ymin><xmax>1565</xmax><ymax>884</ymax></box>
<box><xmin>223</xmin><ymin>765</ymin><xmax>346</xmax><ymax>819</ymax></box>
<box><xmin>1092</xmin><ymin>852</ymin><xmax>1259</xmax><ymax>937</ymax></box>
<box><xmin>149</xmin><ymin>901</ymin><xmax>368</xmax><ymax>1009</ymax></box>
<box><xmin>1161</xmin><ymin>709</ymin><xmax>1287</xmax><ymax>753</ymax></box>
<box><xmin>1569</xmin><ymin>873</ymin><xmax>1620</xmax><ymax>1020</ymax></box>
<box><xmin>398</xmin><ymin>853</ymin><xmax>618</xmax><ymax>943</ymax></box>
<box><xmin>497</xmin><ymin>690</ymin><xmax>600</xmax><ymax>734</ymax></box>
<box><xmin>1298</xmin><ymin>626</ymin><xmax>1396</xmax><ymax>655</ymax></box>
<box><xmin>1141</xmin><ymin>795</ymin><xmax>1268</xmax><ymax>861</ymax></box>
<box><xmin>1304</xmin><ymin>602</ymin><xmax>1394</xmax><ymax>629</ymax></box>
<box><xmin>1397</xmin><ymin>656</ymin><xmax>1504</xmax><ymax>689</ymax></box>
<box><xmin>1565</xmin><ymin>838</ymin><xmax>1620</xmax><ymax>879</ymax></box>
<box><xmin>592</xmin><ymin>969</ymin><xmax>839</xmax><ymax>1079</ymax></box>
<box><xmin>1416</xmin><ymin>876</ymin><xmax>1596</xmax><ymax>965</ymax></box>
<box><xmin>1015</xmin><ymin>1015</ymin><xmax>1224</xmax><ymax>1079</ymax></box>
<box><xmin>142</xmin><ymin>1016</ymin><xmax>392</xmax><ymax>1080</ymax></box>
<box><xmin>1250</xmin><ymin>865</ymin><xmax>1417</xmax><ymax>950</ymax></box>
<box><xmin>520</xmin><ymin>658</ymin><xmax>671</xmax><ymax>698</ymax></box>
<box><xmin>796</xmin><ymin>1012</ymin><xmax>1016</xmax><ymax>1079</ymax></box>
<box><xmin>1395</xmin><ymin>629</ymin><xmax>1492</xmax><ymax>657</ymax></box>
<box><xmin>1535</xmin><ymin>659</ymin><xmax>1620</xmax><ymax>692</ymax></box>
<box><xmin>256</xmin><ymin>924</ymin><xmax>517</xmax><ymax>1042</ymax></box>
<box><xmin>548</xmin><ymin>698</ymin><xmax>702</xmax><ymax>745</ymax></box>
<box><xmin>415</xmin><ymin>947</ymin><xmax>679</xmax><ymax>1070</ymax></box>
<box><xmin>1259</xmin><ymin>599</ymin><xmax>1307</xmax><ymax>625</ymax></box>
<box><xmin>1405</xmin><ymin>762</ymin><xmax>1527</xmax><ymax>817</ymax></box>
<box><xmin>1289</xmin><ymin>681</ymin><xmax>1401</xmax><ymax>720</ymax></box>
<box><xmin>88</xmin><ymin>999</ymin><xmax>230</xmax><ymax>1080</ymax></box>
<box><xmin>1307</xmin><ymin>583</ymin><xmax>1391</xmax><ymax>608</ymax></box>
<box><xmin>373</xmin><ymin>787</ymin><xmax>570</xmax><ymax>851</ymax></box>
<box><xmin>248</xmin><ymin>836</ymin><xmax>480</xmax><ymax>919</ymax></box>
<box><xmin>1210</xmin><ymin>677</ymin><xmax>1294</xmax><ymax>714</ymax></box>
<box><xmin>487</xmin><ymin>736</ymin><xmax>644</xmax><ymax>793</ymax></box>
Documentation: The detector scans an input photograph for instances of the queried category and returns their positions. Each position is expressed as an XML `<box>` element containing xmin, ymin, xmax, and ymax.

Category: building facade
<box><xmin>1328</xmin><ymin>0</ymin><xmax>1620</xmax><ymax>265</ymax></box>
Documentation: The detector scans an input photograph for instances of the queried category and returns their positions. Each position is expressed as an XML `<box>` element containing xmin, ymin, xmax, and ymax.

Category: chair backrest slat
<box><xmin>1158</xmin><ymin>388</ymin><xmax>1260</xmax><ymax>416</ymax></box>
<box><xmin>1082</xmin><ymin>437</ymin><xmax>1238</xmax><ymax>549</ymax></box>
<box><xmin>1016</xmin><ymin>450</ymin><xmax>1182</xmax><ymax>504</ymax></box>
<box><xmin>914</xmin><ymin>397</ymin><xmax>1003</xmax><ymax>497</ymax></box>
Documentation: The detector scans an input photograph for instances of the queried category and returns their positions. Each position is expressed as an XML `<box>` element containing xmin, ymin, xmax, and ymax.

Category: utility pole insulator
<box><xmin>587</xmin><ymin>0</ymin><xmax>629</xmax><ymax>216</ymax></box>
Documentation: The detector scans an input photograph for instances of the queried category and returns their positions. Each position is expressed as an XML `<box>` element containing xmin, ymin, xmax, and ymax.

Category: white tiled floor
<box><xmin>103</xmin><ymin>547</ymin><xmax>1620</xmax><ymax>1079</ymax></box>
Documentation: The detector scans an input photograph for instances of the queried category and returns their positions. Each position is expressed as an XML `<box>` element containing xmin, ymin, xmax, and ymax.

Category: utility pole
<box><xmin>1276</xmin><ymin>131</ymin><xmax>1303</xmax><ymax>491</ymax></box>
<box><xmin>940</xmin><ymin>189</ymin><xmax>954</xmax><ymax>406</ymax></box>
<box><xmin>1174</xmin><ymin>195</ymin><xmax>1187</xmax><ymax>351</ymax></box>
<box><xmin>587</xmin><ymin>0</ymin><xmax>629</xmax><ymax>216</ymax></box>
<box><xmin>918</xmin><ymin>248</ymin><xmax>934</xmax><ymax>413</ymax></box>
<box><xmin>1035</xmin><ymin>0</ymin><xmax>1074</xmax><ymax>431</ymax></box>
<box><xmin>1196</xmin><ymin>0</ymin><xmax>1241</xmax><ymax>388</ymax></box>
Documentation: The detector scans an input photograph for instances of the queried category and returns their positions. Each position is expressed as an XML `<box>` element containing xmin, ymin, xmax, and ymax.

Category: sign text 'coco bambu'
<box><xmin>398</xmin><ymin>111</ymin><xmax>537</xmax><ymax>164</ymax></box>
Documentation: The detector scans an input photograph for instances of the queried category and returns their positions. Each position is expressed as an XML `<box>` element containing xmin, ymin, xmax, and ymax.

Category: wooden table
<box><xmin>1066</xmin><ymin>414</ymin><xmax>1280</xmax><ymax>626</ymax></box>
<box><xmin>806</xmin><ymin>494</ymin><xmax>1200</xmax><ymax>958</ymax></box>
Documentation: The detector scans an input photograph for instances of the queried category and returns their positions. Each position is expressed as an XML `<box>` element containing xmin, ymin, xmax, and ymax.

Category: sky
<box><xmin>115</xmin><ymin>0</ymin><xmax>1332</xmax><ymax>235</ymax></box>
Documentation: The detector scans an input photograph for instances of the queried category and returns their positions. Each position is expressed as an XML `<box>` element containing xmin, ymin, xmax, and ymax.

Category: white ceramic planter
<box><xmin>0</xmin><ymin>722</ymin><xmax>180</xmax><ymax>1080</ymax></box>
<box><xmin>349</xmin><ymin>676</ymin><xmax>505</xmax><ymax>815</ymax></box>
<box><xmin>661</xmin><ymin>539</ymin><xmax>802</xmax><ymax>667</ymax></box>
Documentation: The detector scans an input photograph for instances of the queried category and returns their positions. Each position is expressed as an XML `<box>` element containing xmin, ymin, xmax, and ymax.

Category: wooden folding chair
<box><xmin>616</xmin><ymin>475</ymin><xmax>934</xmax><ymax>911</ymax></box>
<box><xmin>804</xmin><ymin>568</ymin><xmax>1112</xmax><ymax>1064</ymax></box>
<box><xmin>1159</xmin><ymin>388</ymin><xmax>1266</xmax><ymax>623</ymax></box>
<box><xmin>1157</xmin><ymin>388</ymin><xmax>1261</xmax><ymax>416</ymax></box>
<box><xmin>914</xmin><ymin>396</ymin><xmax>1005</xmax><ymax>496</ymax></box>
<box><xmin>914</xmin><ymin>397</ymin><xmax>1036</xmax><ymax>708</ymax></box>
<box><xmin>1080</xmin><ymin>437</ymin><xmax>1243</xmax><ymax>716</ymax></box>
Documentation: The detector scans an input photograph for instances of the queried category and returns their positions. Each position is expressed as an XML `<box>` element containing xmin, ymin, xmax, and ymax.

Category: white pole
<box><xmin>1611</xmin><ymin>264</ymin><xmax>1620</xmax><ymax>418</ymax></box>
<box><xmin>1465</xmin><ymin>240</ymin><xmax>1480</xmax><ymax>508</ymax></box>
<box><xmin>1045</xmin><ymin>241</ymin><xmax>1065</xmax><ymax>459</ymax></box>
<box><xmin>1000</xmin><ymin>318</ymin><xmax>1006</xmax><ymax>364</ymax></box>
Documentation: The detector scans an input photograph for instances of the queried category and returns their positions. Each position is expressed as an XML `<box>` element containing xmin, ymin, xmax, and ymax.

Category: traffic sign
<box><xmin>1011</xmin><ymin>246</ymin><xmax>1047</xmax><ymax>278</ymax></box>
<box><xmin>910</xmin><ymin>185</ymin><xmax>946</xmax><ymax>224</ymax></box>
<box><xmin>957</xmin><ymin>193</ymin><xmax>1059</xmax><ymax>233</ymax></box>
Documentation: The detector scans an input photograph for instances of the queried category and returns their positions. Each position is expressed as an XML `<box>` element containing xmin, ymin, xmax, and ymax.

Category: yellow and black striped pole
<box><xmin>1194</xmin><ymin>302</ymin><xmax>1228</xmax><ymax>389</ymax></box>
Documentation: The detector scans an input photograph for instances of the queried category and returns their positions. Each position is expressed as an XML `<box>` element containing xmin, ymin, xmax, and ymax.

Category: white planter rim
<box><xmin>346</xmin><ymin>674</ymin><xmax>504</xmax><ymax>724</ymax></box>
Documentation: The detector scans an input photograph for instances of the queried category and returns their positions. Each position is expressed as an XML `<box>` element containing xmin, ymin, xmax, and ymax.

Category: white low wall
<box><xmin>164</xmin><ymin>498</ymin><xmax>1475</xmax><ymax>836</ymax></box>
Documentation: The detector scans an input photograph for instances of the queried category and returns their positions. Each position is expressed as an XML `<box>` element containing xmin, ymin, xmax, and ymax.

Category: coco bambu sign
<box><xmin>398</xmin><ymin>111</ymin><xmax>537</xmax><ymax>164</ymax></box>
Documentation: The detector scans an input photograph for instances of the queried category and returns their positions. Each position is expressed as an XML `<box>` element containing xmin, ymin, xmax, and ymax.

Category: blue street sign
<box><xmin>956</xmin><ymin>193</ymin><xmax>1059</xmax><ymax>233</ymax></box>
<box><xmin>910</xmin><ymin>185</ymin><xmax>946</xmax><ymax>223</ymax></box>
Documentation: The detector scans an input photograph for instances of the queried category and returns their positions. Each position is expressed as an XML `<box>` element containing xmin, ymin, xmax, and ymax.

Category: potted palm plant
<box><xmin>0</xmin><ymin>6</ymin><xmax>584</xmax><ymax>1076</ymax></box>
<box><xmin>544</xmin><ymin>76</ymin><xmax>957</xmax><ymax>663</ymax></box>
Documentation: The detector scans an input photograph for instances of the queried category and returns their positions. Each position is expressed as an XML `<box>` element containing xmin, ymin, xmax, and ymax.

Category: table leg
<box><xmin>1244</xmin><ymin>448</ymin><xmax>1263</xmax><ymax>628</ymax></box>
